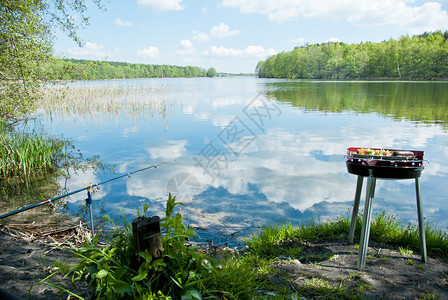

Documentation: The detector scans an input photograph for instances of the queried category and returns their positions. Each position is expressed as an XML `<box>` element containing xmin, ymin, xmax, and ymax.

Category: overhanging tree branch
<box><xmin>0</xmin><ymin>0</ymin><xmax>105</xmax><ymax>121</ymax></box>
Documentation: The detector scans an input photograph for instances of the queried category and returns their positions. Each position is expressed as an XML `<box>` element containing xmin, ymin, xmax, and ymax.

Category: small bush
<box><xmin>69</xmin><ymin>194</ymin><xmax>268</xmax><ymax>299</ymax></box>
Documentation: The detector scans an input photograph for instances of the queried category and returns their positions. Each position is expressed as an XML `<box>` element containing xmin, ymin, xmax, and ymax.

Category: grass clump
<box><xmin>244</xmin><ymin>218</ymin><xmax>351</xmax><ymax>260</ymax></box>
<box><xmin>368</xmin><ymin>212</ymin><xmax>448</xmax><ymax>258</ymax></box>
<box><xmin>0</xmin><ymin>123</ymin><xmax>66</xmax><ymax>183</ymax></box>
<box><xmin>0</xmin><ymin>121</ymin><xmax>110</xmax><ymax>192</ymax></box>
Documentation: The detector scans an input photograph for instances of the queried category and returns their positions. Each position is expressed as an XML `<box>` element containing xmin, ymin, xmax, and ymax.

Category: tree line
<box><xmin>52</xmin><ymin>59</ymin><xmax>218</xmax><ymax>80</ymax></box>
<box><xmin>256</xmin><ymin>31</ymin><xmax>448</xmax><ymax>80</ymax></box>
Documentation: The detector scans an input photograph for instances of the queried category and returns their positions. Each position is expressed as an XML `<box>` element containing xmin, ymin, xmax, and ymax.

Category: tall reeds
<box><xmin>39</xmin><ymin>83</ymin><xmax>175</xmax><ymax>125</ymax></box>
<box><xmin>0</xmin><ymin>123</ymin><xmax>65</xmax><ymax>183</ymax></box>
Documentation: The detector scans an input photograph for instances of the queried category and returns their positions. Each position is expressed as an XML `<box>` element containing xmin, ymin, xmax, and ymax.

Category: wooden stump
<box><xmin>132</xmin><ymin>216</ymin><xmax>163</xmax><ymax>261</ymax></box>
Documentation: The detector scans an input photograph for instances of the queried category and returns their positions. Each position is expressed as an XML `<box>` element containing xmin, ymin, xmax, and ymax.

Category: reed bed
<box><xmin>0</xmin><ymin>124</ymin><xmax>65</xmax><ymax>183</ymax></box>
<box><xmin>39</xmin><ymin>84</ymin><xmax>176</xmax><ymax>125</ymax></box>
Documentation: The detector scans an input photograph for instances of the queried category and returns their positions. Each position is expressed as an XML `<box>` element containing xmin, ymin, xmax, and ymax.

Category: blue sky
<box><xmin>53</xmin><ymin>0</ymin><xmax>448</xmax><ymax>73</ymax></box>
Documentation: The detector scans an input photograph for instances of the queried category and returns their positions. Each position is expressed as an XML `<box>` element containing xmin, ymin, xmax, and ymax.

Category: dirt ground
<box><xmin>270</xmin><ymin>240</ymin><xmax>448</xmax><ymax>299</ymax></box>
<box><xmin>0</xmin><ymin>229</ymin><xmax>89</xmax><ymax>300</ymax></box>
<box><xmin>1</xmin><ymin>220</ymin><xmax>448</xmax><ymax>299</ymax></box>
<box><xmin>0</xmin><ymin>209</ymin><xmax>90</xmax><ymax>300</ymax></box>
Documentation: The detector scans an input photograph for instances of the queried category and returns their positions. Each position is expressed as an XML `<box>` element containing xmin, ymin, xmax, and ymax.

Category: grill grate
<box><xmin>346</xmin><ymin>147</ymin><xmax>424</xmax><ymax>179</ymax></box>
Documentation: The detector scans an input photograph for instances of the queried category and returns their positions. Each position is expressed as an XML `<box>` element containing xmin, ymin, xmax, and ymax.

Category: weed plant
<box><xmin>68</xmin><ymin>194</ymin><xmax>270</xmax><ymax>299</ymax></box>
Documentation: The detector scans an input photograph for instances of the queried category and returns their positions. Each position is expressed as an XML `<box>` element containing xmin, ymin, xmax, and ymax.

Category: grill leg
<box><xmin>415</xmin><ymin>177</ymin><xmax>427</xmax><ymax>263</ymax></box>
<box><xmin>357</xmin><ymin>175</ymin><xmax>376</xmax><ymax>270</ymax></box>
<box><xmin>349</xmin><ymin>175</ymin><xmax>364</xmax><ymax>244</ymax></box>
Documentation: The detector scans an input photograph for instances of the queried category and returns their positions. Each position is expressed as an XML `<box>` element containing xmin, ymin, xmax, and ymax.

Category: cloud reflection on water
<box><xmin>45</xmin><ymin>79</ymin><xmax>448</xmax><ymax>240</ymax></box>
<box><xmin>117</xmin><ymin>116</ymin><xmax>448</xmax><ymax>235</ymax></box>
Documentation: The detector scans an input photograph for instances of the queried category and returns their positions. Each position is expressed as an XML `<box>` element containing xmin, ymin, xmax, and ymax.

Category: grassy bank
<box><xmin>246</xmin><ymin>212</ymin><xmax>448</xmax><ymax>260</ymax></box>
<box><xmin>51</xmin><ymin>196</ymin><xmax>448</xmax><ymax>299</ymax></box>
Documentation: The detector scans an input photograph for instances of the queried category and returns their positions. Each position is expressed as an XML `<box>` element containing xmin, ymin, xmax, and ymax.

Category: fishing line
<box><xmin>0</xmin><ymin>160</ymin><xmax>173</xmax><ymax>220</ymax></box>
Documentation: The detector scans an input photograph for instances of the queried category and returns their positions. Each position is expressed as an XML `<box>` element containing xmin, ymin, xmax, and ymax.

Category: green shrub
<box><xmin>69</xmin><ymin>194</ymin><xmax>267</xmax><ymax>299</ymax></box>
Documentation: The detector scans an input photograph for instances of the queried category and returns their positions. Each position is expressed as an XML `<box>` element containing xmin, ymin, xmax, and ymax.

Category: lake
<box><xmin>34</xmin><ymin>78</ymin><xmax>448</xmax><ymax>243</ymax></box>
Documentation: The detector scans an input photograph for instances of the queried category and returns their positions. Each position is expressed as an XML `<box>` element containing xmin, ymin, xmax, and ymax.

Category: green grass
<box><xmin>0</xmin><ymin>123</ymin><xmax>66</xmax><ymax>183</ymax></box>
<box><xmin>246</xmin><ymin>212</ymin><xmax>448</xmax><ymax>260</ymax></box>
<box><xmin>243</xmin><ymin>218</ymin><xmax>350</xmax><ymax>260</ymax></box>
<box><xmin>47</xmin><ymin>259</ymin><xmax>74</xmax><ymax>274</ymax></box>
<box><xmin>294</xmin><ymin>277</ymin><xmax>369</xmax><ymax>299</ymax></box>
<box><xmin>240</xmin><ymin>212</ymin><xmax>448</xmax><ymax>299</ymax></box>
<box><xmin>58</xmin><ymin>204</ymin><xmax>448</xmax><ymax>299</ymax></box>
<box><xmin>420</xmin><ymin>292</ymin><xmax>440</xmax><ymax>300</ymax></box>
<box><xmin>399</xmin><ymin>246</ymin><xmax>414</xmax><ymax>256</ymax></box>
<box><xmin>0</xmin><ymin>121</ymin><xmax>111</xmax><ymax>189</ymax></box>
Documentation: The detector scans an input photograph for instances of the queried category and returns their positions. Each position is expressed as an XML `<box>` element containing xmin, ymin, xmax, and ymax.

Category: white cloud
<box><xmin>244</xmin><ymin>45</ymin><xmax>276</xmax><ymax>57</ymax></box>
<box><xmin>180</xmin><ymin>39</ymin><xmax>193</xmax><ymax>49</ymax></box>
<box><xmin>192</xmin><ymin>31</ymin><xmax>210</xmax><ymax>42</ymax></box>
<box><xmin>146</xmin><ymin>140</ymin><xmax>187</xmax><ymax>160</ymax></box>
<box><xmin>401</xmin><ymin>2</ymin><xmax>448</xmax><ymax>34</ymax></box>
<box><xmin>137</xmin><ymin>0</ymin><xmax>183</xmax><ymax>11</ymax></box>
<box><xmin>137</xmin><ymin>46</ymin><xmax>160</xmax><ymax>58</ymax></box>
<box><xmin>210</xmin><ymin>22</ymin><xmax>240</xmax><ymax>37</ymax></box>
<box><xmin>211</xmin><ymin>115</ymin><xmax>236</xmax><ymax>127</ymax></box>
<box><xmin>221</xmin><ymin>0</ymin><xmax>448</xmax><ymax>33</ymax></box>
<box><xmin>173</xmin><ymin>39</ymin><xmax>197</xmax><ymax>56</ymax></box>
<box><xmin>221</xmin><ymin>0</ymin><xmax>301</xmax><ymax>22</ymax></box>
<box><xmin>204</xmin><ymin>45</ymin><xmax>242</xmax><ymax>57</ymax></box>
<box><xmin>122</xmin><ymin>126</ymin><xmax>139</xmax><ymax>138</ymax></box>
<box><xmin>68</xmin><ymin>42</ymin><xmax>110</xmax><ymax>59</ymax></box>
<box><xmin>114</xmin><ymin>18</ymin><xmax>132</xmax><ymax>27</ymax></box>
<box><xmin>204</xmin><ymin>45</ymin><xmax>276</xmax><ymax>58</ymax></box>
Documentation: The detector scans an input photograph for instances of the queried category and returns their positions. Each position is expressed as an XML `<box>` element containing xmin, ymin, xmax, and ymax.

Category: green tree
<box><xmin>256</xmin><ymin>31</ymin><xmax>448</xmax><ymax>80</ymax></box>
<box><xmin>206</xmin><ymin>67</ymin><xmax>217</xmax><ymax>77</ymax></box>
<box><xmin>0</xmin><ymin>0</ymin><xmax>104</xmax><ymax>121</ymax></box>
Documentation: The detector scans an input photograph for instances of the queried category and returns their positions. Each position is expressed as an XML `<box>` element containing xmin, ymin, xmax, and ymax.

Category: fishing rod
<box><xmin>0</xmin><ymin>161</ymin><xmax>172</xmax><ymax>220</ymax></box>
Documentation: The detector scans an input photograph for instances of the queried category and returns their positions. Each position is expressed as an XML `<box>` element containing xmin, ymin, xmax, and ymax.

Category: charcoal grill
<box><xmin>346</xmin><ymin>147</ymin><xmax>427</xmax><ymax>270</ymax></box>
<box><xmin>346</xmin><ymin>147</ymin><xmax>424</xmax><ymax>179</ymax></box>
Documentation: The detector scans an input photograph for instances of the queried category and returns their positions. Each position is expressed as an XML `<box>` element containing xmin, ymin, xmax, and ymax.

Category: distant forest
<box><xmin>256</xmin><ymin>31</ymin><xmax>448</xmax><ymax>80</ymax></box>
<box><xmin>52</xmin><ymin>59</ymin><xmax>218</xmax><ymax>80</ymax></box>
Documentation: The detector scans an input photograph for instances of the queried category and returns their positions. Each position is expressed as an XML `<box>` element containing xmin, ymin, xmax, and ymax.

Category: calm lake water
<box><xmin>36</xmin><ymin>78</ymin><xmax>448</xmax><ymax>243</ymax></box>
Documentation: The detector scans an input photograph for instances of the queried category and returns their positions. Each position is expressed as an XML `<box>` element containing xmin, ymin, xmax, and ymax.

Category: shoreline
<box><xmin>0</xmin><ymin>222</ymin><xmax>90</xmax><ymax>299</ymax></box>
<box><xmin>1</xmin><ymin>216</ymin><xmax>448</xmax><ymax>299</ymax></box>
